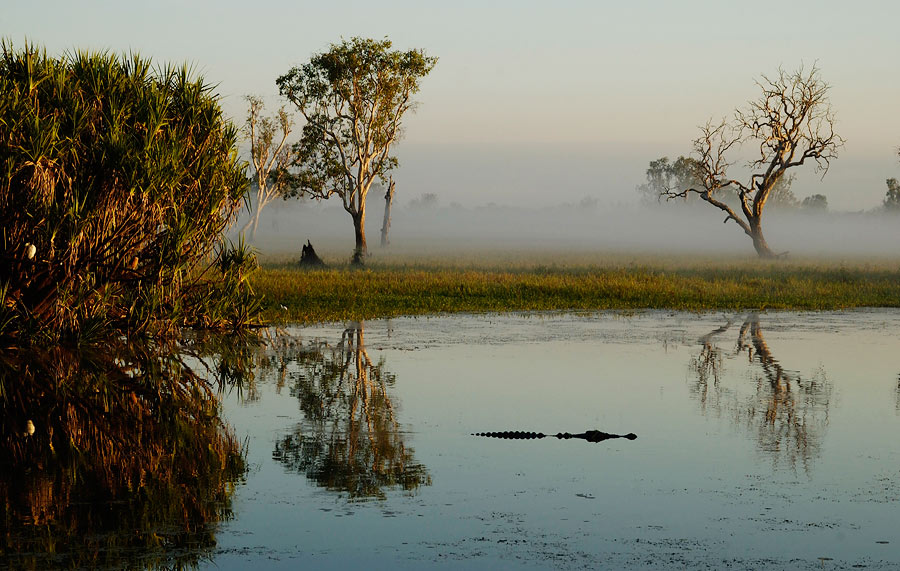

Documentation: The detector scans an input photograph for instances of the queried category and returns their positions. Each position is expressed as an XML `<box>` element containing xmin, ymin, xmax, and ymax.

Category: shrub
<box><xmin>0</xmin><ymin>42</ymin><xmax>256</xmax><ymax>343</ymax></box>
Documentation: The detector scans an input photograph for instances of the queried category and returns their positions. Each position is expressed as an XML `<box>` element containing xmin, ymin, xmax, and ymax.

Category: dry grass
<box><xmin>252</xmin><ymin>254</ymin><xmax>900</xmax><ymax>323</ymax></box>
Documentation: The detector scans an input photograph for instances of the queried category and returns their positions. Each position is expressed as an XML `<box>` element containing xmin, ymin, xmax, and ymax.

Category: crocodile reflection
<box><xmin>261</xmin><ymin>323</ymin><xmax>431</xmax><ymax>500</ymax></box>
<box><xmin>690</xmin><ymin>314</ymin><xmax>832</xmax><ymax>472</ymax></box>
<box><xmin>0</xmin><ymin>336</ymin><xmax>248</xmax><ymax>570</ymax></box>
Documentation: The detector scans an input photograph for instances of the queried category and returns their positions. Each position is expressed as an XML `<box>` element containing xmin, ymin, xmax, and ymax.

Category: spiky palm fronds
<box><xmin>0</xmin><ymin>42</ymin><xmax>257</xmax><ymax>343</ymax></box>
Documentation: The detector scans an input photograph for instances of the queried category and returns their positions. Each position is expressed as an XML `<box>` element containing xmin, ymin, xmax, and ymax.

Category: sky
<box><xmin>3</xmin><ymin>0</ymin><xmax>900</xmax><ymax>211</ymax></box>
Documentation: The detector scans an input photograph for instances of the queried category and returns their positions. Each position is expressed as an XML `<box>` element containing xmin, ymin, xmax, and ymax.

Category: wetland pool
<box><xmin>208</xmin><ymin>310</ymin><xmax>900</xmax><ymax>570</ymax></box>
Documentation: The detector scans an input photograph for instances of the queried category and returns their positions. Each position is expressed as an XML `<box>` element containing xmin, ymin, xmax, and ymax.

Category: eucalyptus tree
<box><xmin>660</xmin><ymin>66</ymin><xmax>842</xmax><ymax>258</ymax></box>
<box><xmin>277</xmin><ymin>37</ymin><xmax>437</xmax><ymax>263</ymax></box>
<box><xmin>801</xmin><ymin>194</ymin><xmax>828</xmax><ymax>211</ymax></box>
<box><xmin>243</xmin><ymin>95</ymin><xmax>294</xmax><ymax>238</ymax></box>
<box><xmin>885</xmin><ymin>178</ymin><xmax>900</xmax><ymax>211</ymax></box>
<box><xmin>636</xmin><ymin>156</ymin><xmax>703</xmax><ymax>205</ymax></box>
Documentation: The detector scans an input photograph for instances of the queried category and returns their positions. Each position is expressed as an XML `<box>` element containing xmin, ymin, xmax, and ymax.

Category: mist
<box><xmin>232</xmin><ymin>196</ymin><xmax>900</xmax><ymax>263</ymax></box>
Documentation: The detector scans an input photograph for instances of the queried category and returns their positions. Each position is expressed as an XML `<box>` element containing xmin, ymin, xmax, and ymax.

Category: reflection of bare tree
<box><xmin>690</xmin><ymin>315</ymin><xmax>832</xmax><ymax>473</ymax></box>
<box><xmin>896</xmin><ymin>374</ymin><xmax>900</xmax><ymax>413</ymax></box>
<box><xmin>690</xmin><ymin>319</ymin><xmax>733</xmax><ymax>411</ymax></box>
<box><xmin>266</xmin><ymin>323</ymin><xmax>430</xmax><ymax>500</ymax></box>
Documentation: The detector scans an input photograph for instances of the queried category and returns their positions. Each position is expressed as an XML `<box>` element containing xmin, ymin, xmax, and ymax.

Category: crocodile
<box><xmin>472</xmin><ymin>430</ymin><xmax>637</xmax><ymax>442</ymax></box>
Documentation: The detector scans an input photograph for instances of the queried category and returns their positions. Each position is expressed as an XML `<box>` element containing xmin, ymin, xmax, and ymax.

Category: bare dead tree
<box><xmin>242</xmin><ymin>96</ymin><xmax>294</xmax><ymax>239</ymax></box>
<box><xmin>661</xmin><ymin>66</ymin><xmax>843</xmax><ymax>258</ymax></box>
<box><xmin>380</xmin><ymin>177</ymin><xmax>396</xmax><ymax>247</ymax></box>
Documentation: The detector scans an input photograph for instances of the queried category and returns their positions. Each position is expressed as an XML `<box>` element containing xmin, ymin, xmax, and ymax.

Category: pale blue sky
<box><xmin>3</xmin><ymin>0</ymin><xmax>899</xmax><ymax>210</ymax></box>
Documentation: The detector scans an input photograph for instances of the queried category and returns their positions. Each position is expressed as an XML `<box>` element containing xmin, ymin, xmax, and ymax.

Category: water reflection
<box><xmin>260</xmin><ymin>323</ymin><xmax>431</xmax><ymax>500</ymax></box>
<box><xmin>896</xmin><ymin>373</ymin><xmax>900</xmax><ymax>413</ymax></box>
<box><xmin>0</xmin><ymin>337</ymin><xmax>248</xmax><ymax>570</ymax></box>
<box><xmin>689</xmin><ymin>314</ymin><xmax>832</xmax><ymax>472</ymax></box>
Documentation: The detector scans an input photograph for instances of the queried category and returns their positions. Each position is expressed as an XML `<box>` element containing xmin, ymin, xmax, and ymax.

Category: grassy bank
<box><xmin>250</xmin><ymin>257</ymin><xmax>900</xmax><ymax>323</ymax></box>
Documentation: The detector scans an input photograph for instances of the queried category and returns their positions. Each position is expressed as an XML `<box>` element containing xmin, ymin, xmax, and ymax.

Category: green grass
<box><xmin>250</xmin><ymin>255</ymin><xmax>900</xmax><ymax>324</ymax></box>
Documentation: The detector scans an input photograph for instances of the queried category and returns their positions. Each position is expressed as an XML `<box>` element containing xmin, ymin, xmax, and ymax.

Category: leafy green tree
<box><xmin>636</xmin><ymin>156</ymin><xmax>703</xmax><ymax>204</ymax></box>
<box><xmin>408</xmin><ymin>192</ymin><xmax>439</xmax><ymax>210</ymax></box>
<box><xmin>640</xmin><ymin>156</ymin><xmax>796</xmax><ymax>210</ymax></box>
<box><xmin>243</xmin><ymin>96</ymin><xmax>294</xmax><ymax>239</ymax></box>
<box><xmin>660</xmin><ymin>66</ymin><xmax>842</xmax><ymax>258</ymax></box>
<box><xmin>277</xmin><ymin>38</ymin><xmax>437</xmax><ymax>263</ymax></box>
<box><xmin>886</xmin><ymin>147</ymin><xmax>900</xmax><ymax>211</ymax></box>
<box><xmin>801</xmin><ymin>194</ymin><xmax>828</xmax><ymax>211</ymax></box>
<box><xmin>0</xmin><ymin>43</ymin><xmax>256</xmax><ymax>343</ymax></box>
<box><xmin>886</xmin><ymin>179</ymin><xmax>900</xmax><ymax>211</ymax></box>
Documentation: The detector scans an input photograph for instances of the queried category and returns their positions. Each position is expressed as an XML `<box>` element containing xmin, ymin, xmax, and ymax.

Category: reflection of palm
<box><xmin>0</xmin><ymin>339</ymin><xmax>245</xmax><ymax>568</ymax></box>
<box><xmin>271</xmin><ymin>323</ymin><xmax>430</xmax><ymax>499</ymax></box>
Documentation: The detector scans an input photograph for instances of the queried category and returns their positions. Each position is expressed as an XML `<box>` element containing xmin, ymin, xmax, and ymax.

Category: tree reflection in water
<box><xmin>0</xmin><ymin>336</ymin><xmax>250</xmax><ymax>570</ymax></box>
<box><xmin>896</xmin><ymin>373</ymin><xmax>900</xmax><ymax>413</ymax></box>
<box><xmin>690</xmin><ymin>314</ymin><xmax>832</xmax><ymax>473</ymax></box>
<box><xmin>264</xmin><ymin>323</ymin><xmax>431</xmax><ymax>500</ymax></box>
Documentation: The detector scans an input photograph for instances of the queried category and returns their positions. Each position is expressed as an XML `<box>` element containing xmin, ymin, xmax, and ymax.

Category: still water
<box><xmin>3</xmin><ymin>310</ymin><xmax>899</xmax><ymax>569</ymax></box>
<box><xmin>209</xmin><ymin>310</ymin><xmax>900</xmax><ymax>570</ymax></box>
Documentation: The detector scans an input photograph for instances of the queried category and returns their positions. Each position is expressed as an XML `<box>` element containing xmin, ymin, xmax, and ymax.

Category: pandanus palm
<box><xmin>0</xmin><ymin>42</ymin><xmax>257</xmax><ymax>342</ymax></box>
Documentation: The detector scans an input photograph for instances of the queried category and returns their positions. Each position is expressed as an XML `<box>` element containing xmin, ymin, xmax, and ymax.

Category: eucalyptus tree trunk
<box><xmin>748</xmin><ymin>219</ymin><xmax>775</xmax><ymax>258</ymax></box>
<box><xmin>380</xmin><ymin>178</ymin><xmax>395</xmax><ymax>247</ymax></box>
<box><xmin>352</xmin><ymin>209</ymin><xmax>367</xmax><ymax>264</ymax></box>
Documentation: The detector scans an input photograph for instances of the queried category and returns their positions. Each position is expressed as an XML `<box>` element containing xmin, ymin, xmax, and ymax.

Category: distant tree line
<box><xmin>641</xmin><ymin>145</ymin><xmax>900</xmax><ymax>216</ymax></box>
<box><xmin>637</xmin><ymin>156</ymin><xmax>809</xmax><ymax>211</ymax></box>
<box><xmin>885</xmin><ymin>147</ymin><xmax>900</xmax><ymax>211</ymax></box>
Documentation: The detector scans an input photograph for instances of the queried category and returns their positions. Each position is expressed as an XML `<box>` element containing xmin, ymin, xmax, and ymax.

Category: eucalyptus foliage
<box><xmin>277</xmin><ymin>37</ymin><xmax>437</xmax><ymax>263</ymax></box>
<box><xmin>0</xmin><ymin>43</ymin><xmax>258</xmax><ymax>343</ymax></box>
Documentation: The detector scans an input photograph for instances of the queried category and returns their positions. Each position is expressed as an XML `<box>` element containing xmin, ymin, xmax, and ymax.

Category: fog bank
<box><xmin>232</xmin><ymin>200</ymin><xmax>900</xmax><ymax>263</ymax></box>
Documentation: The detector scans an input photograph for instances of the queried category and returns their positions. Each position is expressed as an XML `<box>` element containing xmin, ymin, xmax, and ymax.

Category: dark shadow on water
<box><xmin>689</xmin><ymin>314</ymin><xmax>832</xmax><ymax>473</ymax></box>
<box><xmin>256</xmin><ymin>323</ymin><xmax>431</xmax><ymax>501</ymax></box>
<box><xmin>0</xmin><ymin>335</ymin><xmax>251</xmax><ymax>570</ymax></box>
